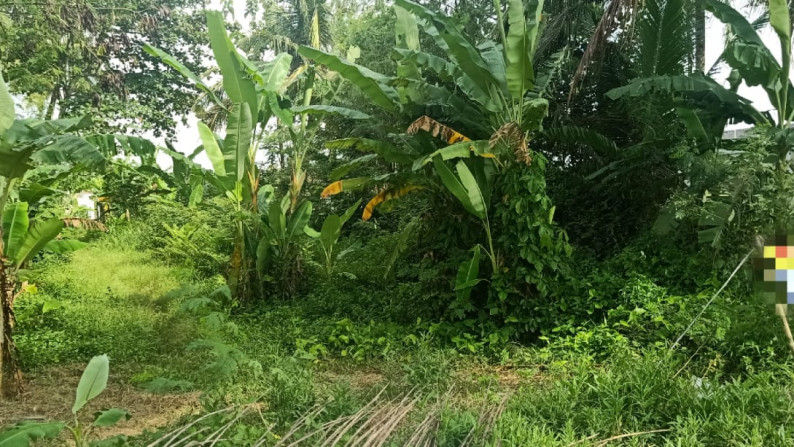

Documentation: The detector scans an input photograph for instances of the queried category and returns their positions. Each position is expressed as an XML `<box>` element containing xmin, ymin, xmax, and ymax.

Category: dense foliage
<box><xmin>2</xmin><ymin>0</ymin><xmax>794</xmax><ymax>445</ymax></box>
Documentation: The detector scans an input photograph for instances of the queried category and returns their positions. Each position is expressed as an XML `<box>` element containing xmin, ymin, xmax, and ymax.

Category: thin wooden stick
<box><xmin>566</xmin><ymin>434</ymin><xmax>598</xmax><ymax>447</ymax></box>
<box><xmin>594</xmin><ymin>429</ymin><xmax>670</xmax><ymax>446</ymax></box>
<box><xmin>670</xmin><ymin>249</ymin><xmax>752</xmax><ymax>351</ymax></box>
<box><xmin>776</xmin><ymin>304</ymin><xmax>794</xmax><ymax>356</ymax></box>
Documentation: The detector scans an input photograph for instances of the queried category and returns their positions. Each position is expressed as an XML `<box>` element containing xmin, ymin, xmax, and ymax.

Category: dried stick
<box><xmin>776</xmin><ymin>304</ymin><xmax>794</xmax><ymax>356</ymax></box>
<box><xmin>594</xmin><ymin>428</ymin><xmax>671</xmax><ymax>446</ymax></box>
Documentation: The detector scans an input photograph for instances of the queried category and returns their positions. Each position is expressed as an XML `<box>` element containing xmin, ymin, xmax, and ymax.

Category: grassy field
<box><xmin>5</xmin><ymin>234</ymin><xmax>794</xmax><ymax>446</ymax></box>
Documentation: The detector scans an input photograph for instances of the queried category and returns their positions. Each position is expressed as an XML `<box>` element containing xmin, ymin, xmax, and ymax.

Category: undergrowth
<box><xmin>9</xmin><ymin>222</ymin><xmax>794</xmax><ymax>446</ymax></box>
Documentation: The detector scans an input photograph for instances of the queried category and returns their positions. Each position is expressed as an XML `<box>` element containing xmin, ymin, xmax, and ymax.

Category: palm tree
<box><xmin>569</xmin><ymin>0</ymin><xmax>702</xmax><ymax>96</ymax></box>
<box><xmin>240</xmin><ymin>0</ymin><xmax>333</xmax><ymax>65</ymax></box>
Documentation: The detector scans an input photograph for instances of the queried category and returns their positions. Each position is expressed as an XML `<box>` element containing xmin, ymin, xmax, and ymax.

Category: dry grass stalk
<box><xmin>403</xmin><ymin>386</ymin><xmax>455</xmax><ymax>447</ymax></box>
<box><xmin>567</xmin><ymin>428</ymin><xmax>671</xmax><ymax>447</ymax></box>
<box><xmin>147</xmin><ymin>407</ymin><xmax>233</xmax><ymax>447</ymax></box>
<box><xmin>273</xmin><ymin>405</ymin><xmax>327</xmax><ymax>447</ymax></box>
<box><xmin>594</xmin><ymin>428</ymin><xmax>671</xmax><ymax>446</ymax></box>
<box><xmin>285</xmin><ymin>414</ymin><xmax>358</xmax><ymax>446</ymax></box>
<box><xmin>321</xmin><ymin>387</ymin><xmax>388</xmax><ymax>447</ymax></box>
<box><xmin>205</xmin><ymin>409</ymin><xmax>250</xmax><ymax>446</ymax></box>
<box><xmin>402</xmin><ymin>406</ymin><xmax>440</xmax><ymax>447</ymax></box>
<box><xmin>168</xmin><ymin>427</ymin><xmax>209</xmax><ymax>447</ymax></box>
<box><xmin>356</xmin><ymin>394</ymin><xmax>419</xmax><ymax>447</ymax></box>
<box><xmin>460</xmin><ymin>392</ymin><xmax>511</xmax><ymax>447</ymax></box>
<box><xmin>565</xmin><ymin>434</ymin><xmax>598</xmax><ymax>447</ymax></box>
<box><xmin>146</xmin><ymin>388</ymin><xmax>526</xmax><ymax>447</ymax></box>
<box><xmin>345</xmin><ymin>392</ymin><xmax>412</xmax><ymax>447</ymax></box>
<box><xmin>276</xmin><ymin>389</ymin><xmax>419</xmax><ymax>447</ymax></box>
<box><xmin>483</xmin><ymin>393</ymin><xmax>511</xmax><ymax>443</ymax></box>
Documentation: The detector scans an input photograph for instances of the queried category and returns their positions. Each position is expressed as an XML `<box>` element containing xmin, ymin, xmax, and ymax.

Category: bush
<box><xmin>107</xmin><ymin>196</ymin><xmax>233</xmax><ymax>276</ymax></box>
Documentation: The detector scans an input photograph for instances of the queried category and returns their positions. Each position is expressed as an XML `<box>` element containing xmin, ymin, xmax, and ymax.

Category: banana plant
<box><xmin>610</xmin><ymin>0</ymin><xmax>794</xmax><ymax>246</ymax></box>
<box><xmin>146</xmin><ymin>12</ymin><xmax>293</xmax><ymax>298</ymax></box>
<box><xmin>299</xmin><ymin>0</ymin><xmax>566</xmax><ymax>222</ymax></box>
<box><xmin>0</xmin><ymin>72</ymin><xmax>103</xmax><ymax>398</ymax></box>
<box><xmin>299</xmin><ymin>0</ymin><xmax>549</xmax><ymax>132</ymax></box>
<box><xmin>2</xmin><ymin>203</ymin><xmax>78</xmax><ymax>270</ymax></box>
<box><xmin>0</xmin><ymin>69</ymin><xmax>173</xmax><ymax>397</ymax></box>
<box><xmin>305</xmin><ymin>199</ymin><xmax>362</xmax><ymax>276</ymax></box>
<box><xmin>270</xmin><ymin>44</ymin><xmax>372</xmax><ymax>214</ymax></box>
<box><xmin>146</xmin><ymin>12</ymin><xmax>363</xmax><ymax>298</ymax></box>
<box><xmin>0</xmin><ymin>205</ymin><xmax>87</xmax><ymax>398</ymax></box>
<box><xmin>255</xmin><ymin>197</ymin><xmax>313</xmax><ymax>293</ymax></box>
<box><xmin>608</xmin><ymin>0</ymin><xmax>793</xmax><ymax>145</ymax></box>
<box><xmin>433</xmin><ymin>157</ymin><xmax>497</xmax><ymax>272</ymax></box>
<box><xmin>707</xmin><ymin>0</ymin><xmax>792</xmax><ymax>130</ymax></box>
<box><xmin>0</xmin><ymin>355</ymin><xmax>130</xmax><ymax>446</ymax></box>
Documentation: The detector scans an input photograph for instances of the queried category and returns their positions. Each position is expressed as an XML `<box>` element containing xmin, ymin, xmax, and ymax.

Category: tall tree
<box><xmin>0</xmin><ymin>0</ymin><xmax>209</xmax><ymax>137</ymax></box>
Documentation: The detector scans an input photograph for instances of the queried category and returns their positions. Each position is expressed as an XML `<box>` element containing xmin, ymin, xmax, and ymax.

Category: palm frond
<box><xmin>637</xmin><ymin>0</ymin><xmax>695</xmax><ymax>76</ymax></box>
<box><xmin>569</xmin><ymin>0</ymin><xmax>641</xmax><ymax>98</ymax></box>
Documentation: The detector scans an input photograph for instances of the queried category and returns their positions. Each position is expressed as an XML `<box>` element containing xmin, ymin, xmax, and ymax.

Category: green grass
<box><xmin>15</xmin><ymin>242</ymin><xmax>207</xmax><ymax>371</ymax></box>
<box><xmin>127</xmin><ymin>349</ymin><xmax>794</xmax><ymax>446</ymax></box>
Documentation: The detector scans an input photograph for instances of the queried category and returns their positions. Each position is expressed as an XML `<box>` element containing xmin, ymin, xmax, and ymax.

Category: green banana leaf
<box><xmin>224</xmin><ymin>103</ymin><xmax>253</xmax><ymax>183</ymax></box>
<box><xmin>206</xmin><ymin>11</ymin><xmax>259</xmax><ymax>122</ymax></box>
<box><xmin>0</xmin><ymin>70</ymin><xmax>14</xmax><ymax>137</ymax></box>
<box><xmin>13</xmin><ymin>217</ymin><xmax>64</xmax><ymax>268</ymax></box>
<box><xmin>505</xmin><ymin>0</ymin><xmax>535</xmax><ymax>99</ymax></box>
<box><xmin>433</xmin><ymin>156</ymin><xmax>482</xmax><ymax>219</ymax></box>
<box><xmin>2</xmin><ymin>202</ymin><xmax>29</xmax><ymax>261</ymax></box>
<box><xmin>298</xmin><ymin>46</ymin><xmax>400</xmax><ymax>111</ymax></box>
<box><xmin>290</xmin><ymin>105</ymin><xmax>371</xmax><ymax>120</ymax></box>
<box><xmin>72</xmin><ymin>354</ymin><xmax>109</xmax><ymax>414</ymax></box>
<box><xmin>455</xmin><ymin>246</ymin><xmax>481</xmax><ymax>302</ymax></box>
<box><xmin>197</xmin><ymin>121</ymin><xmax>226</xmax><ymax>177</ymax></box>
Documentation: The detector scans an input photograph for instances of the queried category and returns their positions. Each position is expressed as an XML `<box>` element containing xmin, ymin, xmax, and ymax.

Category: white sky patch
<box><xmin>706</xmin><ymin>0</ymin><xmax>777</xmax><ymax>129</ymax></box>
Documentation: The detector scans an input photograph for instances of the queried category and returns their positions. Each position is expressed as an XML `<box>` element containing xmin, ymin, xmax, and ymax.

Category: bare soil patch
<box><xmin>0</xmin><ymin>364</ymin><xmax>200</xmax><ymax>439</ymax></box>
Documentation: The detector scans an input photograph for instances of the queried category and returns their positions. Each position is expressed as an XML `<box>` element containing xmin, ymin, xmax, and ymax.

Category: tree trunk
<box><xmin>43</xmin><ymin>84</ymin><xmax>60</xmax><ymax>121</ymax></box>
<box><xmin>695</xmin><ymin>4</ymin><xmax>706</xmax><ymax>73</ymax></box>
<box><xmin>0</xmin><ymin>263</ymin><xmax>20</xmax><ymax>398</ymax></box>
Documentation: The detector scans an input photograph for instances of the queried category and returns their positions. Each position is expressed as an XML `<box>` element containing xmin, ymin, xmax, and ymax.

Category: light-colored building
<box><xmin>74</xmin><ymin>191</ymin><xmax>96</xmax><ymax>219</ymax></box>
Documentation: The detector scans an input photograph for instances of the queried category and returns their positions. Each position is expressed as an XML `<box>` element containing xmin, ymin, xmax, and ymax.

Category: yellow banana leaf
<box><xmin>362</xmin><ymin>185</ymin><xmax>422</xmax><ymax>221</ymax></box>
<box><xmin>321</xmin><ymin>177</ymin><xmax>372</xmax><ymax>198</ymax></box>
<box><xmin>322</xmin><ymin>181</ymin><xmax>343</xmax><ymax>198</ymax></box>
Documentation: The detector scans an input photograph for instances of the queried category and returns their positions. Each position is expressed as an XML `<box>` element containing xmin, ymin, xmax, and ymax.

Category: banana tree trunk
<box><xmin>0</xmin><ymin>262</ymin><xmax>20</xmax><ymax>398</ymax></box>
<box><xmin>289</xmin><ymin>66</ymin><xmax>315</xmax><ymax>214</ymax></box>
<box><xmin>228</xmin><ymin>224</ymin><xmax>244</xmax><ymax>298</ymax></box>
